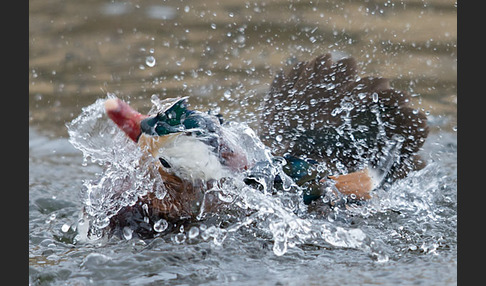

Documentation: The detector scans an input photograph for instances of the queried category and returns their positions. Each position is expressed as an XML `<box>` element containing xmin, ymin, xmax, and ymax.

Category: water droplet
<box><xmin>188</xmin><ymin>226</ymin><xmax>200</xmax><ymax>239</ymax></box>
<box><xmin>45</xmin><ymin>213</ymin><xmax>56</xmax><ymax>224</ymax></box>
<box><xmin>184</xmin><ymin>5</ymin><xmax>190</xmax><ymax>13</ymax></box>
<box><xmin>237</xmin><ymin>35</ymin><xmax>245</xmax><ymax>44</ymax></box>
<box><xmin>61</xmin><ymin>224</ymin><xmax>70</xmax><ymax>232</ymax></box>
<box><xmin>142</xmin><ymin>203</ymin><xmax>149</xmax><ymax>215</ymax></box>
<box><xmin>223</xmin><ymin>90</ymin><xmax>231</xmax><ymax>99</ymax></box>
<box><xmin>341</xmin><ymin>102</ymin><xmax>354</xmax><ymax>111</ymax></box>
<box><xmin>200</xmin><ymin>226</ymin><xmax>210</xmax><ymax>240</ymax></box>
<box><xmin>123</xmin><ymin>227</ymin><xmax>133</xmax><ymax>240</ymax></box>
<box><xmin>172</xmin><ymin>233</ymin><xmax>186</xmax><ymax>244</ymax></box>
<box><xmin>372</xmin><ymin>92</ymin><xmax>379</xmax><ymax>102</ymax></box>
<box><xmin>275</xmin><ymin>135</ymin><xmax>283</xmax><ymax>142</ymax></box>
<box><xmin>211</xmin><ymin>23</ymin><xmax>217</xmax><ymax>29</ymax></box>
<box><xmin>154</xmin><ymin>219</ymin><xmax>168</xmax><ymax>232</ymax></box>
<box><xmin>331</xmin><ymin>107</ymin><xmax>341</xmax><ymax>116</ymax></box>
<box><xmin>145</xmin><ymin>56</ymin><xmax>156</xmax><ymax>67</ymax></box>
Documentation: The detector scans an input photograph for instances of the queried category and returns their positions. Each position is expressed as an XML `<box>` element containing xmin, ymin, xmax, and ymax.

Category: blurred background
<box><xmin>29</xmin><ymin>0</ymin><xmax>456</xmax><ymax>137</ymax></box>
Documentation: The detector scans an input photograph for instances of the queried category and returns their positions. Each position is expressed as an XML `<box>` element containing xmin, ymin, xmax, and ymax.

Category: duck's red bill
<box><xmin>104</xmin><ymin>98</ymin><xmax>148</xmax><ymax>142</ymax></box>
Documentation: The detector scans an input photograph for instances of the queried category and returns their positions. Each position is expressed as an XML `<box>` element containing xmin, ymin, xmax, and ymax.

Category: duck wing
<box><xmin>259</xmin><ymin>53</ymin><xmax>428</xmax><ymax>181</ymax></box>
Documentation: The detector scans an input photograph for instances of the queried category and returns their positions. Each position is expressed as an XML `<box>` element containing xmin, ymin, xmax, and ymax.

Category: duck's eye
<box><xmin>159</xmin><ymin>158</ymin><xmax>171</xmax><ymax>168</ymax></box>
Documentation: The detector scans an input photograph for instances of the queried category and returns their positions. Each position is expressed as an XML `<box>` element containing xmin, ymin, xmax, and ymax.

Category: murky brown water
<box><xmin>29</xmin><ymin>0</ymin><xmax>456</xmax><ymax>285</ymax></box>
<box><xmin>29</xmin><ymin>0</ymin><xmax>456</xmax><ymax>135</ymax></box>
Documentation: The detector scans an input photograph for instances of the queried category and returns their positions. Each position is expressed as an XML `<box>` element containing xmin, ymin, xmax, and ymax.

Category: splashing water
<box><xmin>67</xmin><ymin>95</ymin><xmax>164</xmax><ymax>237</ymax></box>
<box><xmin>67</xmin><ymin>95</ymin><xmax>455</xmax><ymax>259</ymax></box>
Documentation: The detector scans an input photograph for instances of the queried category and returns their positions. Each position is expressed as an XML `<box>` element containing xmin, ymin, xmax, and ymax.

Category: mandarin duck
<box><xmin>101</xmin><ymin>53</ymin><xmax>428</xmax><ymax>239</ymax></box>
<box><xmin>259</xmin><ymin>53</ymin><xmax>428</xmax><ymax>207</ymax></box>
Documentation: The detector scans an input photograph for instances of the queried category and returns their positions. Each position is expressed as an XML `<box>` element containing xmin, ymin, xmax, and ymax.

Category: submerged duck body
<box><xmin>91</xmin><ymin>53</ymin><xmax>428</xmax><ymax>239</ymax></box>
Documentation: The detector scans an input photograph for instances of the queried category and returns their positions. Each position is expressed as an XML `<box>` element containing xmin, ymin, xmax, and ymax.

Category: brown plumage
<box><xmin>325</xmin><ymin>169</ymin><xmax>374</xmax><ymax>200</ymax></box>
<box><xmin>259</xmin><ymin>53</ymin><xmax>428</xmax><ymax>181</ymax></box>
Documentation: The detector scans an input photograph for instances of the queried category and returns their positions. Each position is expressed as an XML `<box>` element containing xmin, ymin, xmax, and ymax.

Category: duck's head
<box><xmin>104</xmin><ymin>97</ymin><xmax>213</xmax><ymax>141</ymax></box>
<box><xmin>104</xmin><ymin>97</ymin><xmax>249</xmax><ymax>182</ymax></box>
